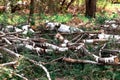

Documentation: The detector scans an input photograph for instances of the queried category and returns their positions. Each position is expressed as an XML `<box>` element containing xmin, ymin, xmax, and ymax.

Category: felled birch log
<box><xmin>78</xmin><ymin>46</ymin><xmax>120</xmax><ymax>64</ymax></box>
<box><xmin>92</xmin><ymin>54</ymin><xmax>119</xmax><ymax>64</ymax></box>
<box><xmin>37</xmin><ymin>42</ymin><xmax>84</xmax><ymax>51</ymax></box>
<box><xmin>24</xmin><ymin>41</ymin><xmax>84</xmax><ymax>54</ymax></box>
<box><xmin>25</xmin><ymin>44</ymin><xmax>53</xmax><ymax>54</ymax></box>
<box><xmin>83</xmin><ymin>39</ymin><xmax>108</xmax><ymax>44</ymax></box>
<box><xmin>39</xmin><ymin>43</ymin><xmax>69</xmax><ymax>52</ymax></box>
<box><xmin>63</xmin><ymin>57</ymin><xmax>101</xmax><ymax>65</ymax></box>
<box><xmin>98</xmin><ymin>33</ymin><xmax>120</xmax><ymax>40</ymax></box>
<box><xmin>63</xmin><ymin>57</ymin><xmax>120</xmax><ymax>65</ymax></box>
<box><xmin>45</xmin><ymin>22</ymin><xmax>83</xmax><ymax>33</ymax></box>
<box><xmin>3</xmin><ymin>24</ymin><xmax>35</xmax><ymax>35</ymax></box>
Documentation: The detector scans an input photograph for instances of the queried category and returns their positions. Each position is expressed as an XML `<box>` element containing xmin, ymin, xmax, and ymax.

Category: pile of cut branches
<box><xmin>0</xmin><ymin>20</ymin><xmax>120</xmax><ymax>79</ymax></box>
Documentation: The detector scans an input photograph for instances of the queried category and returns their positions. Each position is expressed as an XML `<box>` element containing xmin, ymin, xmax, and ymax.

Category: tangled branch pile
<box><xmin>0</xmin><ymin>20</ymin><xmax>120</xmax><ymax>79</ymax></box>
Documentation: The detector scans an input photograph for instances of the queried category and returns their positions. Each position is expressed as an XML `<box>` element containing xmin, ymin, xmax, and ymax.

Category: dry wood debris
<box><xmin>0</xmin><ymin>21</ymin><xmax>120</xmax><ymax>79</ymax></box>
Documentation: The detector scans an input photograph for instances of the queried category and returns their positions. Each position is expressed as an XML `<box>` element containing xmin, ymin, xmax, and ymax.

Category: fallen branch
<box><xmin>83</xmin><ymin>39</ymin><xmax>108</xmax><ymax>44</ymax></box>
<box><xmin>43</xmin><ymin>57</ymin><xmax>64</xmax><ymax>65</ymax></box>
<box><xmin>25</xmin><ymin>44</ymin><xmax>53</xmax><ymax>55</ymax></box>
<box><xmin>2</xmin><ymin>37</ymin><xmax>12</xmax><ymax>45</ymax></box>
<box><xmin>40</xmin><ymin>43</ymin><xmax>69</xmax><ymax>52</ymax></box>
<box><xmin>0</xmin><ymin>47</ymin><xmax>20</xmax><ymax>58</ymax></box>
<box><xmin>6</xmin><ymin>30</ymin><xmax>24</xmax><ymax>35</ymax></box>
<box><xmin>98</xmin><ymin>33</ymin><xmax>120</xmax><ymax>40</ymax></box>
<box><xmin>55</xmin><ymin>33</ymin><xmax>68</xmax><ymax>43</ymax></box>
<box><xmin>0</xmin><ymin>61</ymin><xmax>18</xmax><ymax>67</ymax></box>
<box><xmin>0</xmin><ymin>31</ymin><xmax>24</xmax><ymax>37</ymax></box>
<box><xmin>5</xmin><ymin>36</ymin><xmax>30</xmax><ymax>41</ymax></box>
<box><xmin>71</xmin><ymin>34</ymin><xmax>81</xmax><ymax>42</ymax></box>
<box><xmin>63</xmin><ymin>57</ymin><xmax>120</xmax><ymax>65</ymax></box>
<box><xmin>75</xmin><ymin>33</ymin><xmax>86</xmax><ymax>43</ymax></box>
<box><xmin>14</xmin><ymin>73</ymin><xmax>28</xmax><ymax>80</ymax></box>
<box><xmin>45</xmin><ymin>22</ymin><xmax>83</xmax><ymax>33</ymax></box>
<box><xmin>63</xmin><ymin>57</ymin><xmax>101</xmax><ymax>65</ymax></box>
<box><xmin>27</xmin><ymin>59</ymin><xmax>51</xmax><ymax>80</ymax></box>
<box><xmin>80</xmin><ymin>46</ymin><xmax>120</xmax><ymax>64</ymax></box>
<box><xmin>55</xmin><ymin>33</ymin><xmax>70</xmax><ymax>47</ymax></box>
<box><xmin>55</xmin><ymin>33</ymin><xmax>84</xmax><ymax>49</ymax></box>
<box><xmin>92</xmin><ymin>54</ymin><xmax>119</xmax><ymax>64</ymax></box>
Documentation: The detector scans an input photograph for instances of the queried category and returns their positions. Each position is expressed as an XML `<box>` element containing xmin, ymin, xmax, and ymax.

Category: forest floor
<box><xmin>0</xmin><ymin>3</ymin><xmax>120</xmax><ymax>80</ymax></box>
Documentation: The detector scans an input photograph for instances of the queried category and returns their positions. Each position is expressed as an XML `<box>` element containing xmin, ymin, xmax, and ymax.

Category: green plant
<box><xmin>78</xmin><ymin>14</ymin><xmax>89</xmax><ymax>23</ymax></box>
<box><xmin>96</xmin><ymin>14</ymin><xmax>109</xmax><ymax>24</ymax></box>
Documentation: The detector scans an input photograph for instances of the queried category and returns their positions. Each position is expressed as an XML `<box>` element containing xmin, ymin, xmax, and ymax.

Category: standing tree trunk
<box><xmin>85</xmin><ymin>0</ymin><xmax>96</xmax><ymax>18</ymax></box>
<box><xmin>28</xmin><ymin>0</ymin><xmax>35</xmax><ymax>25</ymax></box>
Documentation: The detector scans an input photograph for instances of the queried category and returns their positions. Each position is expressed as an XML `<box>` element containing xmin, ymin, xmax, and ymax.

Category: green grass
<box><xmin>40</xmin><ymin>13</ymin><xmax>72</xmax><ymax>23</ymax></box>
<box><xmin>0</xmin><ymin>13</ymin><xmax>28</xmax><ymax>25</ymax></box>
<box><xmin>0</xmin><ymin>11</ymin><xmax>119</xmax><ymax>26</ymax></box>
<box><xmin>95</xmin><ymin>12</ymin><xmax>119</xmax><ymax>24</ymax></box>
<box><xmin>77</xmin><ymin>14</ymin><xmax>89</xmax><ymax>23</ymax></box>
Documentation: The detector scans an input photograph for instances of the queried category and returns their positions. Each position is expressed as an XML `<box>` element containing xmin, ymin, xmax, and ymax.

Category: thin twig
<box><xmin>71</xmin><ymin>34</ymin><xmax>81</xmax><ymax>42</ymax></box>
<box><xmin>75</xmin><ymin>33</ymin><xmax>86</xmax><ymax>43</ymax></box>
<box><xmin>0</xmin><ymin>31</ymin><xmax>24</xmax><ymax>37</ymax></box>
